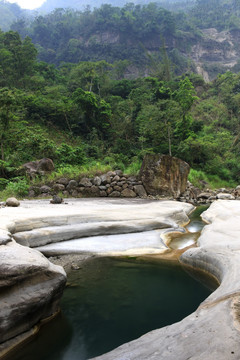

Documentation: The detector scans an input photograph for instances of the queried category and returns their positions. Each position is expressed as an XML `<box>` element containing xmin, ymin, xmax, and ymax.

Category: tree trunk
<box><xmin>0</xmin><ymin>136</ymin><xmax>4</xmax><ymax>161</ymax></box>
<box><xmin>168</xmin><ymin>125</ymin><xmax>172</xmax><ymax>156</ymax></box>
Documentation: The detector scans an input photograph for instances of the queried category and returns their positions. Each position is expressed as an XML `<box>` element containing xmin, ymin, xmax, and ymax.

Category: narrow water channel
<box><xmin>11</xmin><ymin>256</ymin><xmax>212</xmax><ymax>360</ymax></box>
<box><xmin>169</xmin><ymin>205</ymin><xmax>208</xmax><ymax>250</ymax></box>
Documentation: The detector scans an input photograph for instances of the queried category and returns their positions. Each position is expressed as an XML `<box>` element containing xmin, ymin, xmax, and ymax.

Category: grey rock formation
<box><xmin>121</xmin><ymin>188</ymin><xmax>136</xmax><ymax>198</ymax></box>
<box><xmin>0</xmin><ymin>239</ymin><xmax>66</xmax><ymax>345</ymax></box>
<box><xmin>56</xmin><ymin>177</ymin><xmax>69</xmax><ymax>186</ymax></box>
<box><xmin>108</xmin><ymin>191</ymin><xmax>121</xmax><ymax>197</ymax></box>
<box><xmin>134</xmin><ymin>184</ymin><xmax>147</xmax><ymax>197</ymax></box>
<box><xmin>50</xmin><ymin>195</ymin><xmax>63</xmax><ymax>204</ymax></box>
<box><xmin>40</xmin><ymin>185</ymin><xmax>51</xmax><ymax>194</ymax></box>
<box><xmin>22</xmin><ymin>158</ymin><xmax>54</xmax><ymax>178</ymax></box>
<box><xmin>66</xmin><ymin>179</ymin><xmax>78</xmax><ymax>190</ymax></box>
<box><xmin>100</xmin><ymin>174</ymin><xmax>111</xmax><ymax>185</ymax></box>
<box><xmin>115</xmin><ymin>170</ymin><xmax>123</xmax><ymax>176</ymax></box>
<box><xmin>139</xmin><ymin>154</ymin><xmax>190</xmax><ymax>197</ymax></box>
<box><xmin>5</xmin><ymin>197</ymin><xmax>20</xmax><ymax>207</ymax></box>
<box><xmin>93</xmin><ymin>176</ymin><xmax>102</xmax><ymax>186</ymax></box>
<box><xmin>53</xmin><ymin>183</ymin><xmax>65</xmax><ymax>192</ymax></box>
<box><xmin>79</xmin><ymin>178</ymin><xmax>92</xmax><ymax>187</ymax></box>
<box><xmin>2</xmin><ymin>199</ymin><xmax>193</xmax><ymax>252</ymax></box>
<box><xmin>217</xmin><ymin>193</ymin><xmax>235</xmax><ymax>200</ymax></box>
<box><xmin>0</xmin><ymin>198</ymin><xmax>195</xmax><ymax>356</ymax></box>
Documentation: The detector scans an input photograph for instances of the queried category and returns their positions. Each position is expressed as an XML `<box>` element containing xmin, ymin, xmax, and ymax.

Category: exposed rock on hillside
<box><xmin>192</xmin><ymin>28</ymin><xmax>240</xmax><ymax>81</ymax></box>
<box><xmin>22</xmin><ymin>158</ymin><xmax>54</xmax><ymax>178</ymax></box>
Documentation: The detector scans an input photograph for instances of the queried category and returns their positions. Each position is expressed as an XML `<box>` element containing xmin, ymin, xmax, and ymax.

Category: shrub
<box><xmin>0</xmin><ymin>178</ymin><xmax>29</xmax><ymax>199</ymax></box>
<box><xmin>55</xmin><ymin>143</ymin><xmax>87</xmax><ymax>165</ymax></box>
<box><xmin>0</xmin><ymin>178</ymin><xmax>8</xmax><ymax>191</ymax></box>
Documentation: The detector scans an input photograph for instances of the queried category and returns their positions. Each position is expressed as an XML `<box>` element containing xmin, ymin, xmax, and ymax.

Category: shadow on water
<box><xmin>11</xmin><ymin>256</ymin><xmax>213</xmax><ymax>360</ymax></box>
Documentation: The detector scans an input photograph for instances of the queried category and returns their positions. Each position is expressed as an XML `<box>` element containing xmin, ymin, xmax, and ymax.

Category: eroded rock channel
<box><xmin>1</xmin><ymin>199</ymin><xmax>240</xmax><ymax>359</ymax></box>
<box><xmin>8</xmin><ymin>257</ymin><xmax>212</xmax><ymax>360</ymax></box>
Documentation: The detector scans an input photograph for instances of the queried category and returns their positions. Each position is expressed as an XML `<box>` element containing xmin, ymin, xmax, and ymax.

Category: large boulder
<box><xmin>0</xmin><ymin>239</ymin><xmax>66</xmax><ymax>345</ymax></box>
<box><xmin>22</xmin><ymin>158</ymin><xmax>54</xmax><ymax>178</ymax></box>
<box><xmin>5</xmin><ymin>197</ymin><xmax>20</xmax><ymax>207</ymax></box>
<box><xmin>139</xmin><ymin>154</ymin><xmax>190</xmax><ymax>198</ymax></box>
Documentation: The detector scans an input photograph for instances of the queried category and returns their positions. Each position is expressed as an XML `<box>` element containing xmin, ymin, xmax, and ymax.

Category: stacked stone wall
<box><xmin>28</xmin><ymin>170</ymin><xmax>147</xmax><ymax>199</ymax></box>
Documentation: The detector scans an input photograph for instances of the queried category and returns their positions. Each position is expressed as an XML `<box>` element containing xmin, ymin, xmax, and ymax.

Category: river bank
<box><xmin>1</xmin><ymin>199</ymin><xmax>240</xmax><ymax>359</ymax></box>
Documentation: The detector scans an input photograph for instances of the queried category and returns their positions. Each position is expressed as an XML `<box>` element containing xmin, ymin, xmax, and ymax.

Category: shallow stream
<box><xmin>169</xmin><ymin>205</ymin><xmax>208</xmax><ymax>250</ymax></box>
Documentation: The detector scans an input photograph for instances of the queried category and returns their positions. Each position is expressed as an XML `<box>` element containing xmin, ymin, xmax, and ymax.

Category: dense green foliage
<box><xmin>1</xmin><ymin>0</ymin><xmax>240</xmax><ymax>195</ymax></box>
<box><xmin>0</xmin><ymin>27</ymin><xmax>240</xmax><ymax>193</ymax></box>
<box><xmin>9</xmin><ymin>3</ymin><xmax>199</xmax><ymax>75</ymax></box>
<box><xmin>189</xmin><ymin>0</ymin><xmax>240</xmax><ymax>30</ymax></box>
<box><xmin>37</xmin><ymin>0</ymin><xmax>195</xmax><ymax>14</ymax></box>
<box><xmin>0</xmin><ymin>1</ymin><xmax>28</xmax><ymax>31</ymax></box>
<box><xmin>1</xmin><ymin>1</ymin><xmax>240</xmax><ymax>81</ymax></box>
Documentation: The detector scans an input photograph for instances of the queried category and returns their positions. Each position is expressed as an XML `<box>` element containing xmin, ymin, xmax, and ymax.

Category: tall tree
<box><xmin>0</xmin><ymin>88</ymin><xmax>18</xmax><ymax>161</ymax></box>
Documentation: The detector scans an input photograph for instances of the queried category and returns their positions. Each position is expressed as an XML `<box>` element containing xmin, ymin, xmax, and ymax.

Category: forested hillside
<box><xmin>11</xmin><ymin>3</ymin><xmax>199</xmax><ymax>77</ymax></box>
<box><xmin>6</xmin><ymin>0</ymin><xmax>240</xmax><ymax>81</ymax></box>
<box><xmin>1</xmin><ymin>28</ymin><xmax>240</xmax><ymax>197</ymax></box>
<box><xmin>1</xmin><ymin>1</ymin><xmax>240</xmax><ymax>198</ymax></box>
<box><xmin>37</xmin><ymin>0</ymin><xmax>195</xmax><ymax>13</ymax></box>
<box><xmin>0</xmin><ymin>0</ymin><xmax>27</xmax><ymax>31</ymax></box>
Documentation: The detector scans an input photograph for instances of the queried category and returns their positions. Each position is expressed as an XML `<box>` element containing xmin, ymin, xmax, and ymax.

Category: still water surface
<box><xmin>12</xmin><ymin>256</ymin><xmax>212</xmax><ymax>360</ymax></box>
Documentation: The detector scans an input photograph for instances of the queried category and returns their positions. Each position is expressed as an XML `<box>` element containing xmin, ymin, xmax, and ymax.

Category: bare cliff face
<box><xmin>82</xmin><ymin>27</ymin><xmax>240</xmax><ymax>81</ymax></box>
<box><xmin>191</xmin><ymin>28</ymin><xmax>240</xmax><ymax>81</ymax></box>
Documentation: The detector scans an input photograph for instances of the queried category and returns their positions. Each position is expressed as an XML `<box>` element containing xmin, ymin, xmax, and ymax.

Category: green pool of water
<box><xmin>11</xmin><ymin>256</ymin><xmax>212</xmax><ymax>360</ymax></box>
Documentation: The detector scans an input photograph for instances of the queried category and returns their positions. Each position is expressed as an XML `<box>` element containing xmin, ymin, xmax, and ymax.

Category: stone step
<box><xmin>13</xmin><ymin>219</ymin><xmax>174</xmax><ymax>248</ymax></box>
<box><xmin>36</xmin><ymin>230</ymin><xmax>168</xmax><ymax>256</ymax></box>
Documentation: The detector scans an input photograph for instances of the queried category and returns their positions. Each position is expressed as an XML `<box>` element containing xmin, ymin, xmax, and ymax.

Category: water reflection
<box><xmin>11</xmin><ymin>257</ymin><xmax>211</xmax><ymax>360</ymax></box>
<box><xmin>169</xmin><ymin>205</ymin><xmax>209</xmax><ymax>250</ymax></box>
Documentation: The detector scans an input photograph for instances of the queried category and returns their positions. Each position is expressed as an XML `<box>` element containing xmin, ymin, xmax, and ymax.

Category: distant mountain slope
<box><xmin>37</xmin><ymin>0</ymin><xmax>194</xmax><ymax>13</ymax></box>
<box><xmin>0</xmin><ymin>1</ymin><xmax>24</xmax><ymax>31</ymax></box>
<box><xmin>4</xmin><ymin>0</ymin><xmax>240</xmax><ymax>81</ymax></box>
<box><xmin>13</xmin><ymin>3</ymin><xmax>198</xmax><ymax>77</ymax></box>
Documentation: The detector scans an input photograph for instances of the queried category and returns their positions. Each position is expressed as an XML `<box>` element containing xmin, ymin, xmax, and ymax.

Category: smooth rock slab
<box><xmin>0</xmin><ymin>240</ymin><xmax>66</xmax><ymax>344</ymax></box>
<box><xmin>36</xmin><ymin>230</ymin><xmax>168</xmax><ymax>256</ymax></box>
<box><xmin>0</xmin><ymin>199</ymin><xmax>193</xmax><ymax>354</ymax></box>
<box><xmin>13</xmin><ymin>219</ymin><xmax>174</xmax><ymax>248</ymax></box>
<box><xmin>0</xmin><ymin>199</ymin><xmax>193</xmax><ymax>234</ymax></box>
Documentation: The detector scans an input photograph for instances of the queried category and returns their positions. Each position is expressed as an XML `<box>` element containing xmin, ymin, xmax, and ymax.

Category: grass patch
<box><xmin>34</xmin><ymin>162</ymin><xmax>113</xmax><ymax>184</ymax></box>
<box><xmin>123</xmin><ymin>159</ymin><xmax>142</xmax><ymax>175</ymax></box>
<box><xmin>0</xmin><ymin>178</ymin><xmax>29</xmax><ymax>201</ymax></box>
<box><xmin>33</xmin><ymin>158</ymin><xmax>141</xmax><ymax>185</ymax></box>
<box><xmin>189</xmin><ymin>169</ymin><xmax>237</xmax><ymax>189</ymax></box>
